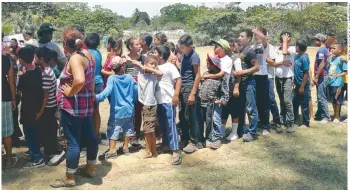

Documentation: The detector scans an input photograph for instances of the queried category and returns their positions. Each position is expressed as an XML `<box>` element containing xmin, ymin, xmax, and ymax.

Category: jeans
<box><xmin>60</xmin><ymin>110</ymin><xmax>98</xmax><ymax>174</ymax></box>
<box><xmin>293</xmin><ymin>85</ymin><xmax>310</xmax><ymax>126</ymax></box>
<box><xmin>238</xmin><ymin>80</ymin><xmax>259</xmax><ymax>136</ymax></box>
<box><xmin>157</xmin><ymin>103</ymin><xmax>179</xmax><ymax>151</ymax></box>
<box><xmin>269</xmin><ymin>78</ymin><xmax>281</xmax><ymax>124</ymax></box>
<box><xmin>200</xmin><ymin>102</ymin><xmax>222</xmax><ymax>142</ymax></box>
<box><xmin>315</xmin><ymin>77</ymin><xmax>331</xmax><ymax>121</ymax></box>
<box><xmin>23</xmin><ymin>123</ymin><xmax>43</xmax><ymax>161</ymax></box>
<box><xmin>255</xmin><ymin>75</ymin><xmax>270</xmax><ymax>130</ymax></box>
<box><xmin>276</xmin><ymin>77</ymin><xmax>294</xmax><ymax>125</ymax></box>
<box><xmin>107</xmin><ymin>117</ymin><xmax>134</xmax><ymax>140</ymax></box>
<box><xmin>179</xmin><ymin>86</ymin><xmax>201</xmax><ymax>144</ymax></box>
<box><xmin>38</xmin><ymin>107</ymin><xmax>58</xmax><ymax>156</ymax></box>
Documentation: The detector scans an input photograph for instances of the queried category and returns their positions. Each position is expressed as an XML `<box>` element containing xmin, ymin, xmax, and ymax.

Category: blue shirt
<box><xmin>88</xmin><ymin>49</ymin><xmax>103</xmax><ymax>84</ymax></box>
<box><xmin>180</xmin><ymin>49</ymin><xmax>200</xmax><ymax>86</ymax></box>
<box><xmin>327</xmin><ymin>56</ymin><xmax>347</xmax><ymax>87</ymax></box>
<box><xmin>294</xmin><ymin>53</ymin><xmax>310</xmax><ymax>87</ymax></box>
<box><xmin>95</xmin><ymin>74</ymin><xmax>138</xmax><ymax>124</ymax></box>
<box><xmin>314</xmin><ymin>47</ymin><xmax>329</xmax><ymax>77</ymax></box>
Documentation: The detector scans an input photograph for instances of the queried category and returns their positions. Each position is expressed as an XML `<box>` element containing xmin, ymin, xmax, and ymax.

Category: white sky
<box><xmin>87</xmin><ymin>2</ymin><xmax>271</xmax><ymax>18</ymax></box>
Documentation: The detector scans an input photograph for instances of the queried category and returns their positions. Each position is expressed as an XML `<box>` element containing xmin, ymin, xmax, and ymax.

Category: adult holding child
<box><xmin>50</xmin><ymin>28</ymin><xmax>98</xmax><ymax>188</ymax></box>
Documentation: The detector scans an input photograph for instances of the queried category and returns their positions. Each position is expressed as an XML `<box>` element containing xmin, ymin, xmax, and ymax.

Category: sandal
<box><xmin>172</xmin><ymin>152</ymin><xmax>182</xmax><ymax>165</ymax></box>
<box><xmin>75</xmin><ymin>168</ymin><xmax>98</xmax><ymax>178</ymax></box>
<box><xmin>50</xmin><ymin>178</ymin><xmax>76</xmax><ymax>188</ymax></box>
<box><xmin>5</xmin><ymin>157</ymin><xmax>18</xmax><ymax>168</ymax></box>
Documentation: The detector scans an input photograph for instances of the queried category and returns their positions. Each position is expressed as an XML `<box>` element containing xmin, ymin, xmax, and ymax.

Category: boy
<box><xmin>95</xmin><ymin>57</ymin><xmax>138</xmax><ymax>159</ymax></box>
<box><xmin>292</xmin><ymin>40</ymin><xmax>311</xmax><ymax>128</ymax></box>
<box><xmin>153</xmin><ymin>45</ymin><xmax>182</xmax><ymax>165</ymax></box>
<box><xmin>327</xmin><ymin>43</ymin><xmax>347</xmax><ymax>123</ymax></box>
<box><xmin>138</xmin><ymin>55</ymin><xmax>163</xmax><ymax>158</ymax></box>
<box><xmin>34</xmin><ymin>47</ymin><xmax>59</xmax><ymax>164</ymax></box>
<box><xmin>17</xmin><ymin>46</ymin><xmax>44</xmax><ymax>168</ymax></box>
<box><xmin>200</xmin><ymin>55</ymin><xmax>229</xmax><ymax>149</ymax></box>
<box><xmin>178</xmin><ymin>35</ymin><xmax>202</xmax><ymax>153</ymax></box>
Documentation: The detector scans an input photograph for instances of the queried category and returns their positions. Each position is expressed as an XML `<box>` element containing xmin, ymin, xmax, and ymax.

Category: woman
<box><xmin>50</xmin><ymin>28</ymin><xmax>98</xmax><ymax>188</ymax></box>
<box><xmin>2</xmin><ymin>54</ymin><xmax>17</xmax><ymax>168</ymax></box>
<box><xmin>101</xmin><ymin>36</ymin><xmax>123</xmax><ymax>87</ymax></box>
<box><xmin>85</xmin><ymin>33</ymin><xmax>103</xmax><ymax>137</ymax></box>
<box><xmin>153</xmin><ymin>32</ymin><xmax>168</xmax><ymax>46</ymax></box>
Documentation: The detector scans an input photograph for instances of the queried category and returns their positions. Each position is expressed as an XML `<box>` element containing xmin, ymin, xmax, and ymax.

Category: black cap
<box><xmin>37</xmin><ymin>23</ymin><xmax>56</xmax><ymax>36</ymax></box>
<box><xmin>327</xmin><ymin>32</ymin><xmax>335</xmax><ymax>37</ymax></box>
<box><xmin>25</xmin><ymin>30</ymin><xmax>33</xmax><ymax>35</ymax></box>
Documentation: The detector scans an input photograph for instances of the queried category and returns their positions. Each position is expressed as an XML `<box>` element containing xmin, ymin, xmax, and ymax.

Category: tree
<box><xmin>131</xmin><ymin>8</ymin><xmax>151</xmax><ymax>26</ymax></box>
<box><xmin>159</xmin><ymin>3</ymin><xmax>196</xmax><ymax>24</ymax></box>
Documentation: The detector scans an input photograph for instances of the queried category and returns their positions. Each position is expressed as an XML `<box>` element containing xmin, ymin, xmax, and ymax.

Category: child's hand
<box><xmin>172</xmin><ymin>95</ymin><xmax>179</xmax><ymax>106</ymax></box>
<box><xmin>215</xmin><ymin>100</ymin><xmax>221</xmax><ymax>105</ymax></box>
<box><xmin>61</xmin><ymin>83</ymin><xmax>72</xmax><ymax>97</ymax></box>
<box><xmin>282</xmin><ymin>33</ymin><xmax>291</xmax><ymax>42</ymax></box>
<box><xmin>233</xmin><ymin>87</ymin><xmax>239</xmax><ymax>97</ymax></box>
<box><xmin>187</xmin><ymin>94</ymin><xmax>195</xmax><ymax>105</ymax></box>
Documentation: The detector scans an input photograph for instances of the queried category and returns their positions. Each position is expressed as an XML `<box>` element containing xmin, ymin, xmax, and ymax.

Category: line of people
<box><xmin>1</xmin><ymin>23</ymin><xmax>348</xmax><ymax>188</ymax></box>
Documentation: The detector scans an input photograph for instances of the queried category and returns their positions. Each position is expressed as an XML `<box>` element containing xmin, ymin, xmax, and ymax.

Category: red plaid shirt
<box><xmin>58</xmin><ymin>52</ymin><xmax>95</xmax><ymax>118</ymax></box>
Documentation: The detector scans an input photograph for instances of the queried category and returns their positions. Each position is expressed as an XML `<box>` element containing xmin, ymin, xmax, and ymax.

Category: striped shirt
<box><xmin>42</xmin><ymin>67</ymin><xmax>57</xmax><ymax>108</ymax></box>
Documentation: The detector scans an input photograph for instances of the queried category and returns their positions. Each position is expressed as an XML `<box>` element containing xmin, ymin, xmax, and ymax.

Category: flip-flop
<box><xmin>5</xmin><ymin>157</ymin><xmax>18</xmax><ymax>168</ymax></box>
<box><xmin>172</xmin><ymin>153</ymin><xmax>182</xmax><ymax>165</ymax></box>
<box><xmin>75</xmin><ymin>168</ymin><xmax>98</xmax><ymax>178</ymax></box>
<box><xmin>50</xmin><ymin>178</ymin><xmax>76</xmax><ymax>188</ymax></box>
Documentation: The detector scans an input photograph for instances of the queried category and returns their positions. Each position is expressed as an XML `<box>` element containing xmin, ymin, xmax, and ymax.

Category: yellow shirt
<box><xmin>343</xmin><ymin>54</ymin><xmax>348</xmax><ymax>84</ymax></box>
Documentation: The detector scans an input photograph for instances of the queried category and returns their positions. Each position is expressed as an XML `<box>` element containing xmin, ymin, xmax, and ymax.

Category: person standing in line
<box><xmin>339</xmin><ymin>39</ymin><xmax>348</xmax><ymax>122</ymax></box>
<box><xmin>140</xmin><ymin>33</ymin><xmax>153</xmax><ymax>56</ymax></box>
<box><xmin>24</xmin><ymin>31</ymin><xmax>39</xmax><ymax>47</ymax></box>
<box><xmin>178</xmin><ymin>35</ymin><xmax>203</xmax><ymax>153</ymax></box>
<box><xmin>233</xmin><ymin>29</ymin><xmax>259</xmax><ymax>142</ymax></box>
<box><xmin>292</xmin><ymin>40</ymin><xmax>311</xmax><ymax>129</ymax></box>
<box><xmin>153</xmin><ymin>32</ymin><xmax>168</xmax><ymax>46</ymax></box>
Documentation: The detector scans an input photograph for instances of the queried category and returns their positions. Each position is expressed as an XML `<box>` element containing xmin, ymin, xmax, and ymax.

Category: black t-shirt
<box><xmin>126</xmin><ymin>55</ymin><xmax>146</xmax><ymax>78</ymax></box>
<box><xmin>240</xmin><ymin>46</ymin><xmax>257</xmax><ymax>82</ymax></box>
<box><xmin>17</xmin><ymin>67</ymin><xmax>43</xmax><ymax>125</ymax></box>
<box><xmin>2</xmin><ymin>54</ymin><xmax>12</xmax><ymax>102</ymax></box>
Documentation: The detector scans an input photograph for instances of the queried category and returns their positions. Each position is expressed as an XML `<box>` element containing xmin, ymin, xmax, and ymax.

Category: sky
<box><xmin>87</xmin><ymin>2</ymin><xmax>269</xmax><ymax>18</ymax></box>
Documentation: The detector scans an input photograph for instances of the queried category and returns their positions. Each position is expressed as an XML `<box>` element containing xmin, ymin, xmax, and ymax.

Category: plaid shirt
<box><xmin>58</xmin><ymin>52</ymin><xmax>95</xmax><ymax>118</ymax></box>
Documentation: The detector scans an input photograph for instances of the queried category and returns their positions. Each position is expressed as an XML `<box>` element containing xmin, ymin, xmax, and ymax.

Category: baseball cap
<box><xmin>312</xmin><ymin>33</ymin><xmax>327</xmax><ymax>42</ymax></box>
<box><xmin>207</xmin><ymin>54</ymin><xmax>221</xmax><ymax>69</ymax></box>
<box><xmin>209</xmin><ymin>39</ymin><xmax>230</xmax><ymax>51</ymax></box>
<box><xmin>110</xmin><ymin>56</ymin><xmax>126</xmax><ymax>70</ymax></box>
<box><xmin>327</xmin><ymin>32</ymin><xmax>336</xmax><ymax>37</ymax></box>
<box><xmin>37</xmin><ymin>23</ymin><xmax>56</xmax><ymax>36</ymax></box>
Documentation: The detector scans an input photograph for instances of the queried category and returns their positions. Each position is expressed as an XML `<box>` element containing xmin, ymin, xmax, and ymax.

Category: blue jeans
<box><xmin>200</xmin><ymin>102</ymin><xmax>222</xmax><ymax>142</ymax></box>
<box><xmin>269</xmin><ymin>78</ymin><xmax>281</xmax><ymax>124</ymax></box>
<box><xmin>107</xmin><ymin>117</ymin><xmax>134</xmax><ymax>140</ymax></box>
<box><xmin>23</xmin><ymin>123</ymin><xmax>43</xmax><ymax>161</ymax></box>
<box><xmin>238</xmin><ymin>80</ymin><xmax>259</xmax><ymax>136</ymax></box>
<box><xmin>276</xmin><ymin>77</ymin><xmax>294</xmax><ymax>125</ymax></box>
<box><xmin>293</xmin><ymin>85</ymin><xmax>310</xmax><ymax>126</ymax></box>
<box><xmin>315</xmin><ymin>77</ymin><xmax>331</xmax><ymax>121</ymax></box>
<box><xmin>255</xmin><ymin>75</ymin><xmax>270</xmax><ymax>130</ymax></box>
<box><xmin>157</xmin><ymin>103</ymin><xmax>179</xmax><ymax>151</ymax></box>
<box><xmin>60</xmin><ymin>110</ymin><xmax>98</xmax><ymax>174</ymax></box>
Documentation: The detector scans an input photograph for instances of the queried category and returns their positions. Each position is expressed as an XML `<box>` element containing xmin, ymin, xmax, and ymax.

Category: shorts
<box><xmin>142</xmin><ymin>105</ymin><xmax>157</xmax><ymax>134</ymax></box>
<box><xmin>327</xmin><ymin>86</ymin><xmax>343</xmax><ymax>104</ymax></box>
<box><xmin>107</xmin><ymin>117</ymin><xmax>134</xmax><ymax>140</ymax></box>
<box><xmin>221</xmin><ymin>96</ymin><xmax>240</xmax><ymax>121</ymax></box>
<box><xmin>2</xmin><ymin>101</ymin><xmax>14</xmax><ymax>138</ymax></box>
<box><xmin>94</xmin><ymin>83</ymin><xmax>104</xmax><ymax>95</ymax></box>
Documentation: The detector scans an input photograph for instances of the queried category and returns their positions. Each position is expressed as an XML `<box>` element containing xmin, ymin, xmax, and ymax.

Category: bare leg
<box><xmin>151</xmin><ymin>132</ymin><xmax>157</xmax><ymax>157</ymax></box>
<box><xmin>3</xmin><ymin>136</ymin><xmax>13</xmax><ymax>166</ymax></box>
<box><xmin>144</xmin><ymin>133</ymin><xmax>152</xmax><ymax>158</ymax></box>
<box><xmin>309</xmin><ymin>100</ymin><xmax>314</xmax><ymax>120</ymax></box>
<box><xmin>109</xmin><ymin>139</ymin><xmax>117</xmax><ymax>153</ymax></box>
<box><xmin>334</xmin><ymin>104</ymin><xmax>341</xmax><ymax>120</ymax></box>
<box><xmin>123</xmin><ymin>136</ymin><xmax>130</xmax><ymax>150</ymax></box>
<box><xmin>93</xmin><ymin>104</ymin><xmax>101</xmax><ymax>137</ymax></box>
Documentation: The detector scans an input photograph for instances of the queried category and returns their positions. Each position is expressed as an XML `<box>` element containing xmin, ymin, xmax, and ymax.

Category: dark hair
<box><xmin>112</xmin><ymin>63</ymin><xmax>125</xmax><ymax>74</ymax></box>
<box><xmin>108</xmin><ymin>36</ymin><xmax>123</xmax><ymax>54</ymax></box>
<box><xmin>19</xmin><ymin>40</ymin><xmax>24</xmax><ymax>43</ymax></box>
<box><xmin>340</xmin><ymin>39</ymin><xmax>347</xmax><ymax>46</ymax></box>
<box><xmin>62</xmin><ymin>28</ymin><xmax>84</xmax><ymax>51</ymax></box>
<box><xmin>50</xmin><ymin>49</ymin><xmax>58</xmax><ymax>61</ymax></box>
<box><xmin>85</xmin><ymin>33</ymin><xmax>100</xmax><ymax>49</ymax></box>
<box><xmin>257</xmin><ymin>27</ymin><xmax>267</xmax><ymax>36</ymax></box>
<box><xmin>155</xmin><ymin>45</ymin><xmax>171</xmax><ymax>61</ymax></box>
<box><xmin>174</xmin><ymin>44</ymin><xmax>180</xmax><ymax>55</ymax></box>
<box><xmin>224</xmin><ymin>37</ymin><xmax>239</xmax><ymax>46</ymax></box>
<box><xmin>140</xmin><ymin>33</ymin><xmax>153</xmax><ymax>48</ymax></box>
<box><xmin>241</xmin><ymin>29</ymin><xmax>253</xmax><ymax>41</ymax></box>
<box><xmin>155</xmin><ymin>32</ymin><xmax>167</xmax><ymax>44</ymax></box>
<box><xmin>18</xmin><ymin>46</ymin><xmax>35</xmax><ymax>63</ymax></box>
<box><xmin>11</xmin><ymin>38</ymin><xmax>17</xmax><ymax>43</ymax></box>
<box><xmin>333</xmin><ymin>43</ymin><xmax>344</xmax><ymax>51</ymax></box>
<box><xmin>296</xmin><ymin>39</ymin><xmax>308</xmax><ymax>52</ymax></box>
<box><xmin>35</xmin><ymin>47</ymin><xmax>52</xmax><ymax>63</ymax></box>
<box><xmin>145</xmin><ymin>54</ymin><xmax>159</xmax><ymax>65</ymax></box>
<box><xmin>178</xmin><ymin>35</ymin><xmax>193</xmax><ymax>46</ymax></box>
<box><xmin>279</xmin><ymin>31</ymin><xmax>292</xmax><ymax>42</ymax></box>
<box><xmin>164</xmin><ymin>42</ymin><xmax>175</xmax><ymax>52</ymax></box>
<box><xmin>125</xmin><ymin>37</ymin><xmax>138</xmax><ymax>51</ymax></box>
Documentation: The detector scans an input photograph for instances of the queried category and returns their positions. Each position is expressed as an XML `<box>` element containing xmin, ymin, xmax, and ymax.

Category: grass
<box><xmin>2</xmin><ymin>46</ymin><xmax>347</xmax><ymax>190</ymax></box>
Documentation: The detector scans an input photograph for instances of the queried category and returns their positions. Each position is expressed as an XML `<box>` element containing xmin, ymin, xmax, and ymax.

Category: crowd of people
<box><xmin>2</xmin><ymin>22</ymin><xmax>348</xmax><ymax>188</ymax></box>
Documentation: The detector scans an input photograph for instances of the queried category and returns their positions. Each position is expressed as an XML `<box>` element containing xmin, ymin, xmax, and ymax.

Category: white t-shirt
<box><xmin>24</xmin><ymin>39</ymin><xmax>39</xmax><ymax>47</ymax></box>
<box><xmin>264</xmin><ymin>44</ymin><xmax>278</xmax><ymax>78</ymax></box>
<box><xmin>233</xmin><ymin>57</ymin><xmax>242</xmax><ymax>71</ymax></box>
<box><xmin>275</xmin><ymin>46</ymin><xmax>296</xmax><ymax>78</ymax></box>
<box><xmin>220</xmin><ymin>55</ymin><xmax>233</xmax><ymax>79</ymax></box>
<box><xmin>252</xmin><ymin>44</ymin><xmax>268</xmax><ymax>76</ymax></box>
<box><xmin>138</xmin><ymin>72</ymin><xmax>159</xmax><ymax>106</ymax></box>
<box><xmin>156</xmin><ymin>62</ymin><xmax>181</xmax><ymax>104</ymax></box>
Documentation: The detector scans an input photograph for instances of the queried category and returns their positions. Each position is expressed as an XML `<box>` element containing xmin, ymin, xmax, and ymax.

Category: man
<box><xmin>234</xmin><ymin>29</ymin><xmax>259</xmax><ymax>142</ymax></box>
<box><xmin>24</xmin><ymin>31</ymin><xmax>39</xmax><ymax>47</ymax></box>
<box><xmin>313</xmin><ymin>33</ymin><xmax>332</xmax><ymax>124</ymax></box>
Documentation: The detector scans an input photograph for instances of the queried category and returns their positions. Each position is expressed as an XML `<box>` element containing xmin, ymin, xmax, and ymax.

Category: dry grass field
<box><xmin>2</xmin><ymin>46</ymin><xmax>347</xmax><ymax>190</ymax></box>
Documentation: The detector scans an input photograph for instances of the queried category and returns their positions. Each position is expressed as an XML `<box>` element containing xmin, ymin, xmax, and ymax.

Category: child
<box><xmin>17</xmin><ymin>46</ymin><xmax>45</xmax><ymax>168</ymax></box>
<box><xmin>340</xmin><ymin>39</ymin><xmax>348</xmax><ymax>122</ymax></box>
<box><xmin>152</xmin><ymin>45</ymin><xmax>182</xmax><ymax>165</ymax></box>
<box><xmin>102</xmin><ymin>37</ymin><xmax>123</xmax><ymax>88</ymax></box>
<box><xmin>327</xmin><ymin>43</ymin><xmax>347</xmax><ymax>123</ymax></box>
<box><xmin>95</xmin><ymin>57</ymin><xmax>138</xmax><ymax>159</ymax></box>
<box><xmin>199</xmin><ymin>55</ymin><xmax>229</xmax><ymax>149</ymax></box>
<box><xmin>34</xmin><ymin>47</ymin><xmax>59</xmax><ymax>164</ymax></box>
<box><xmin>138</xmin><ymin>55</ymin><xmax>163</xmax><ymax>158</ymax></box>
<box><xmin>292</xmin><ymin>40</ymin><xmax>311</xmax><ymax>128</ymax></box>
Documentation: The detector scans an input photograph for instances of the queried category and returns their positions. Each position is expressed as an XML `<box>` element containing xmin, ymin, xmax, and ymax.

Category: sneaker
<box><xmin>210</xmin><ymin>140</ymin><xmax>222</xmax><ymax>149</ymax></box>
<box><xmin>333</xmin><ymin>118</ymin><xmax>340</xmax><ymax>124</ymax></box>
<box><xmin>205</xmin><ymin>140</ymin><xmax>213</xmax><ymax>148</ymax></box>
<box><xmin>319</xmin><ymin>119</ymin><xmax>329</xmax><ymax>124</ymax></box>
<box><xmin>117</xmin><ymin>147</ymin><xmax>130</xmax><ymax>156</ymax></box>
<box><xmin>262</xmin><ymin>130</ymin><xmax>270</xmax><ymax>137</ymax></box>
<box><xmin>286</xmin><ymin>125</ymin><xmax>296</xmax><ymax>133</ymax></box>
<box><xmin>226</xmin><ymin>132</ymin><xmax>239</xmax><ymax>141</ymax></box>
<box><xmin>48</xmin><ymin>150</ymin><xmax>66</xmax><ymax>166</ymax></box>
<box><xmin>242</xmin><ymin>133</ymin><xmax>254</xmax><ymax>142</ymax></box>
<box><xmin>80</xmin><ymin>150</ymin><xmax>87</xmax><ymax>158</ymax></box>
<box><xmin>182</xmin><ymin>142</ymin><xmax>198</xmax><ymax>153</ymax></box>
<box><xmin>23</xmin><ymin>158</ymin><xmax>45</xmax><ymax>169</ymax></box>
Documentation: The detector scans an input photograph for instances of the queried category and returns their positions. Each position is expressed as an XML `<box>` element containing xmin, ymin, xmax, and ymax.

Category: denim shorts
<box><xmin>327</xmin><ymin>86</ymin><xmax>343</xmax><ymax>104</ymax></box>
<box><xmin>107</xmin><ymin>117</ymin><xmax>135</xmax><ymax>140</ymax></box>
